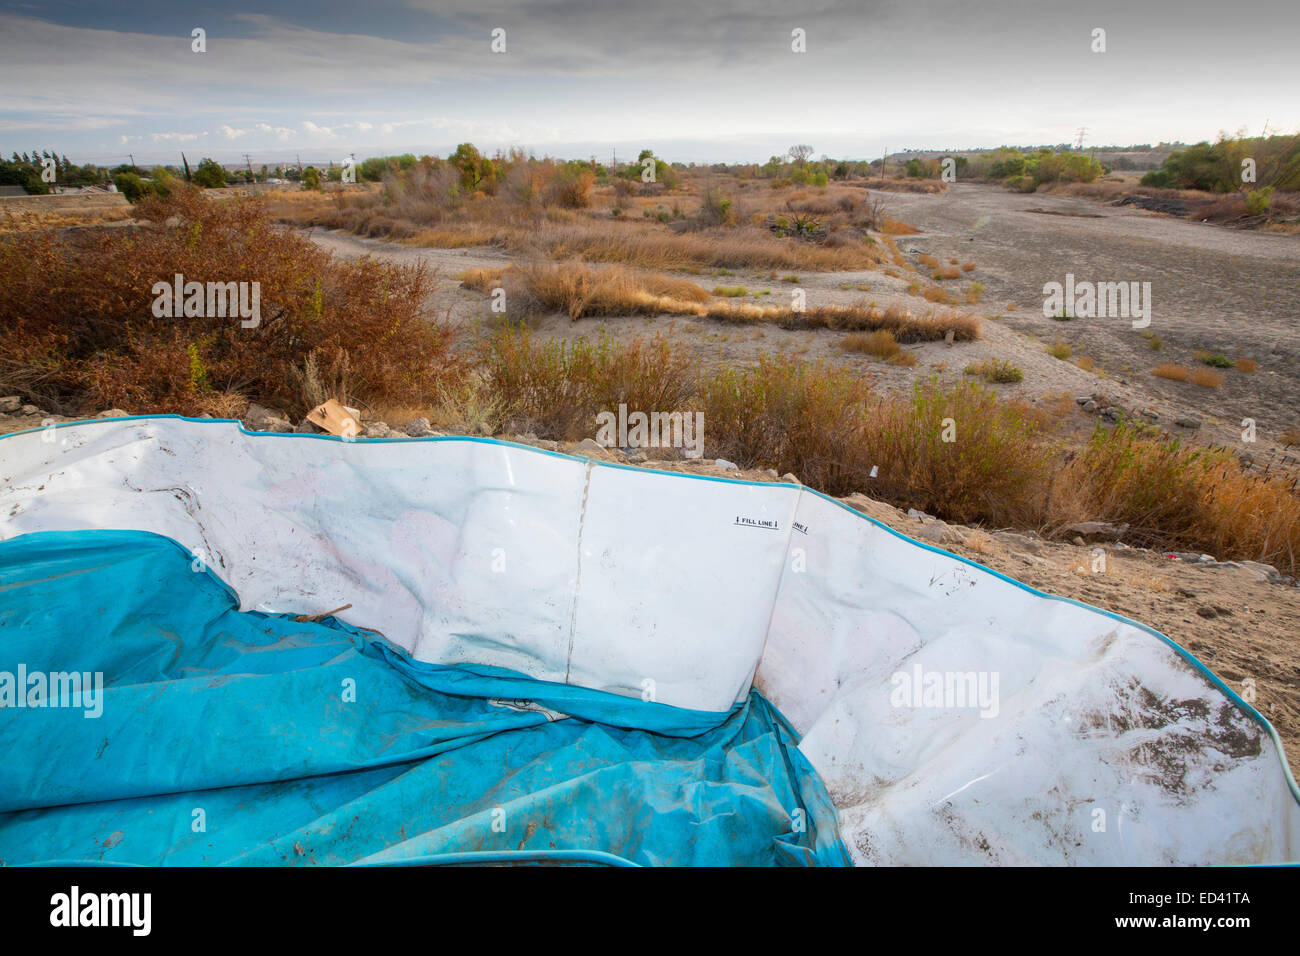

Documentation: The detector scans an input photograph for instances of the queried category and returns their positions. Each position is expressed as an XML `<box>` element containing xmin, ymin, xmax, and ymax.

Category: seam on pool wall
<box><xmin>565</xmin><ymin>459</ymin><xmax>594</xmax><ymax>686</ymax></box>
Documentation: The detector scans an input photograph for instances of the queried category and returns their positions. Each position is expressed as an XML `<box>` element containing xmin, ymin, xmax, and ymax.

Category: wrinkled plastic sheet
<box><xmin>1</xmin><ymin>416</ymin><xmax>1297</xmax><ymax>866</ymax></box>
<box><xmin>0</xmin><ymin>530</ymin><xmax>847</xmax><ymax>866</ymax></box>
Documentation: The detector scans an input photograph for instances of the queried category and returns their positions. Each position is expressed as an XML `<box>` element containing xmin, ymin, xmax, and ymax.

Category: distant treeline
<box><xmin>1140</xmin><ymin>134</ymin><xmax>1300</xmax><ymax>193</ymax></box>
<box><xmin>0</xmin><ymin>151</ymin><xmax>110</xmax><ymax>193</ymax></box>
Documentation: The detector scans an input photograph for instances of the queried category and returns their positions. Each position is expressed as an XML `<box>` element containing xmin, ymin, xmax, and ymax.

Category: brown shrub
<box><xmin>0</xmin><ymin>188</ymin><xmax>465</xmax><ymax>418</ymax></box>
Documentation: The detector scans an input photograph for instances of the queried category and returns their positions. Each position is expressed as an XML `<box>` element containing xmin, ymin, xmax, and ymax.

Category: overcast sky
<box><xmin>2</xmin><ymin>0</ymin><xmax>1296</xmax><ymax>166</ymax></box>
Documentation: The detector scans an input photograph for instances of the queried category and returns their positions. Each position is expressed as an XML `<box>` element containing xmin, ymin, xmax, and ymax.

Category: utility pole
<box><xmin>128</xmin><ymin>153</ymin><xmax>136</xmax><ymax>172</ymax></box>
<box><xmin>244</xmin><ymin>153</ymin><xmax>254</xmax><ymax>182</ymax></box>
<box><xmin>1074</xmin><ymin>127</ymin><xmax>1088</xmax><ymax>151</ymax></box>
<box><xmin>880</xmin><ymin>145</ymin><xmax>887</xmax><ymax>183</ymax></box>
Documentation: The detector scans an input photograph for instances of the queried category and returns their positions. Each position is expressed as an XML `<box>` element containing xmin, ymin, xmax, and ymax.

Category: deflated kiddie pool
<box><xmin>0</xmin><ymin>416</ymin><xmax>1296</xmax><ymax>865</ymax></box>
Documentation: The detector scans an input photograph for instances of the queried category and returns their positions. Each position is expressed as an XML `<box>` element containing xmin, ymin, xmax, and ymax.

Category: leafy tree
<box><xmin>112</xmin><ymin>172</ymin><xmax>146</xmax><ymax>202</ymax></box>
<box><xmin>193</xmin><ymin>158</ymin><xmax>226</xmax><ymax>188</ymax></box>
<box><xmin>302</xmin><ymin>166</ymin><xmax>322</xmax><ymax>190</ymax></box>
<box><xmin>448</xmin><ymin>143</ymin><xmax>496</xmax><ymax>193</ymax></box>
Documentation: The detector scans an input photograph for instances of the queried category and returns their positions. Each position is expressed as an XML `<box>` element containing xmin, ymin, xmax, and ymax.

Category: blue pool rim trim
<box><xmin>5</xmin><ymin>413</ymin><xmax>1299</xmax><ymax>813</ymax></box>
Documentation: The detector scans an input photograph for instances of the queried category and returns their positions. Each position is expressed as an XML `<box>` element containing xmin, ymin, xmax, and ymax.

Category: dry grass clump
<box><xmin>840</xmin><ymin>329</ymin><xmax>900</xmax><ymax>358</ymax></box>
<box><xmin>866</xmin><ymin>179</ymin><xmax>947</xmax><ymax>194</ymax></box>
<box><xmin>480</xmin><ymin>324</ymin><xmax>695</xmax><ymax>440</ymax></box>
<box><xmin>1235</xmin><ymin>357</ymin><xmax>1258</xmax><ymax>373</ymax></box>
<box><xmin>888</xmin><ymin>350</ymin><xmax>919</xmax><ymax>367</ymax></box>
<box><xmin>1152</xmin><ymin>362</ymin><xmax>1190</xmax><ymax>381</ymax></box>
<box><xmin>932</xmin><ymin>266</ymin><xmax>961</xmax><ymax>280</ymax></box>
<box><xmin>698</xmin><ymin>358</ymin><xmax>1300</xmax><ymax>568</ymax></box>
<box><xmin>1190</xmin><ymin>367</ymin><xmax>1224</xmax><ymax>388</ymax></box>
<box><xmin>787</xmin><ymin>303</ymin><xmax>980</xmax><ymax>342</ymax></box>
<box><xmin>881</xmin><ymin>218</ymin><xmax>920</xmax><ymax>235</ymax></box>
<box><xmin>699</xmin><ymin>361</ymin><xmax>1052</xmax><ymax>522</ymax></box>
<box><xmin>462</xmin><ymin>262</ymin><xmax>710</xmax><ymax>320</ymax></box>
<box><xmin>964</xmin><ymin>359</ymin><xmax>1024</xmax><ymax>383</ymax></box>
<box><xmin>699</xmin><ymin>355</ymin><xmax>878</xmax><ymax>494</ymax></box>
<box><xmin>461</xmin><ymin>263</ymin><xmax>981</xmax><ymax>342</ymax></box>
<box><xmin>917</xmin><ymin>253</ymin><xmax>940</xmax><ymax>269</ymax></box>
<box><xmin>961</xmin><ymin>262</ymin><xmax>976</xmax><ymax>272</ymax></box>
<box><xmin>0</xmin><ymin>188</ymin><xmax>464</xmax><ymax>418</ymax></box>
<box><xmin>0</xmin><ymin>206</ymin><xmax>132</xmax><ymax>235</ymax></box>
<box><xmin>861</xmin><ymin>376</ymin><xmax>1055</xmax><ymax>525</ymax></box>
<box><xmin>1047</xmin><ymin>341</ymin><xmax>1072</xmax><ymax>360</ymax></box>
<box><xmin>1052</xmin><ymin>424</ymin><xmax>1300</xmax><ymax>571</ymax></box>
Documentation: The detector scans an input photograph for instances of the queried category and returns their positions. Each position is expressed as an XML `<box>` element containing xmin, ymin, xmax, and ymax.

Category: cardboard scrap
<box><xmin>306</xmin><ymin>398</ymin><xmax>362</xmax><ymax>437</ymax></box>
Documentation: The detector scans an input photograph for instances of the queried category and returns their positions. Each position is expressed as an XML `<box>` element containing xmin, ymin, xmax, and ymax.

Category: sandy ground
<box><xmin>301</xmin><ymin>182</ymin><xmax>1300</xmax><ymax>461</ymax></box>
<box><xmin>875</xmin><ymin>184</ymin><xmax>1300</xmax><ymax>451</ymax></box>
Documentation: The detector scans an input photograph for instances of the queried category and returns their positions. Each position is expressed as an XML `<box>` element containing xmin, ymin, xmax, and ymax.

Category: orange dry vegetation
<box><xmin>1152</xmin><ymin>362</ymin><xmax>1190</xmax><ymax>381</ymax></box>
<box><xmin>1190</xmin><ymin>367</ymin><xmax>1224</xmax><ymax>388</ymax></box>
<box><xmin>840</xmin><ymin>329</ymin><xmax>900</xmax><ymax>358</ymax></box>
<box><xmin>881</xmin><ymin>217</ymin><xmax>920</xmax><ymax>235</ymax></box>
<box><xmin>461</xmin><ymin>262</ymin><xmax>980</xmax><ymax>341</ymax></box>
<box><xmin>0</xmin><ymin>188</ymin><xmax>465</xmax><ymax>418</ymax></box>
